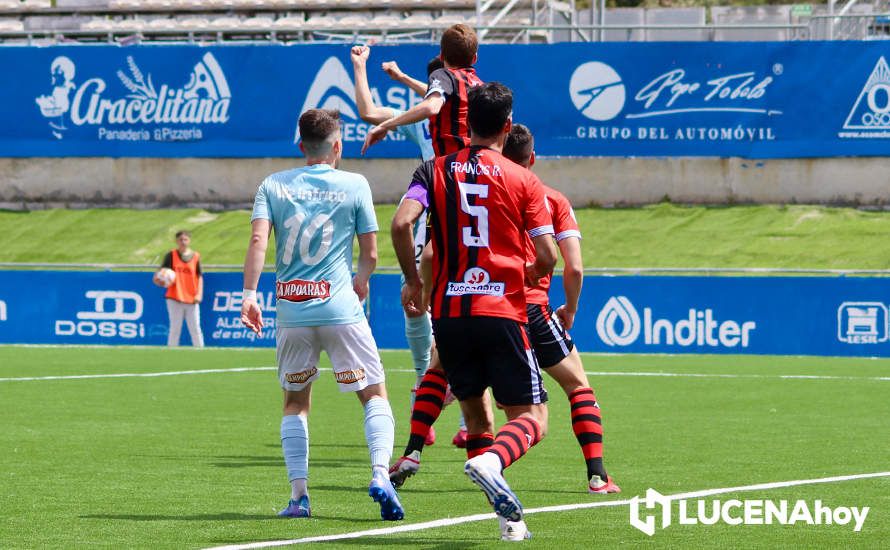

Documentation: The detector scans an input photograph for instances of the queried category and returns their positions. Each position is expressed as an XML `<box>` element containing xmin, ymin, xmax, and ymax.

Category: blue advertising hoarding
<box><xmin>2</xmin><ymin>270</ymin><xmax>890</xmax><ymax>358</ymax></box>
<box><xmin>2</xmin><ymin>41</ymin><xmax>890</xmax><ymax>158</ymax></box>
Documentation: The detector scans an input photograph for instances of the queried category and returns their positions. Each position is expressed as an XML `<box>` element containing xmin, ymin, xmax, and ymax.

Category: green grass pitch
<box><xmin>1</xmin><ymin>347</ymin><xmax>888</xmax><ymax>548</ymax></box>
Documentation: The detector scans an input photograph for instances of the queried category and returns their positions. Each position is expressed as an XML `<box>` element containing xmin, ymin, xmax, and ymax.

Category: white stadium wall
<box><xmin>0</xmin><ymin>156</ymin><xmax>888</xmax><ymax>209</ymax></box>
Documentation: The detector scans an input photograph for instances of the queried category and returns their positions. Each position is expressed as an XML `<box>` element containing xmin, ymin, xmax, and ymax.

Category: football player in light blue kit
<box><xmin>241</xmin><ymin>108</ymin><xmax>403</xmax><ymax>521</ymax></box>
<box><xmin>351</xmin><ymin>45</ymin><xmax>468</xmax><ymax>447</ymax></box>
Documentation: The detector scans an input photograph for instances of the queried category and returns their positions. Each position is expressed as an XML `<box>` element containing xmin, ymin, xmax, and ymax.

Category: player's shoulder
<box><xmin>543</xmin><ymin>184</ymin><xmax>570</xmax><ymax>208</ymax></box>
<box><xmin>429</xmin><ymin>67</ymin><xmax>452</xmax><ymax>81</ymax></box>
<box><xmin>494</xmin><ymin>152</ymin><xmax>537</xmax><ymax>183</ymax></box>
<box><xmin>331</xmin><ymin>167</ymin><xmax>370</xmax><ymax>187</ymax></box>
<box><xmin>415</xmin><ymin>158</ymin><xmax>436</xmax><ymax>176</ymax></box>
<box><xmin>260</xmin><ymin>166</ymin><xmax>307</xmax><ymax>187</ymax></box>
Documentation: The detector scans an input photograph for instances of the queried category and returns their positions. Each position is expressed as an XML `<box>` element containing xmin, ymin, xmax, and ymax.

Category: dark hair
<box><xmin>175</xmin><ymin>230</ymin><xmax>191</xmax><ymax>239</ymax></box>
<box><xmin>427</xmin><ymin>56</ymin><xmax>444</xmax><ymax>77</ymax></box>
<box><xmin>503</xmin><ymin>123</ymin><xmax>534</xmax><ymax>165</ymax></box>
<box><xmin>299</xmin><ymin>109</ymin><xmax>340</xmax><ymax>156</ymax></box>
<box><xmin>467</xmin><ymin>82</ymin><xmax>513</xmax><ymax>140</ymax></box>
<box><xmin>440</xmin><ymin>24</ymin><xmax>478</xmax><ymax>68</ymax></box>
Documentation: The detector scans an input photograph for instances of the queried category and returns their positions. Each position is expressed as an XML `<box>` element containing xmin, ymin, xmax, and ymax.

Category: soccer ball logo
<box><xmin>154</xmin><ymin>268</ymin><xmax>176</xmax><ymax>288</ymax></box>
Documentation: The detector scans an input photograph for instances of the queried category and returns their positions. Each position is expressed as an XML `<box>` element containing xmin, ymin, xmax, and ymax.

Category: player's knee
<box><xmin>529</xmin><ymin>406</ymin><xmax>549</xmax><ymax>438</ymax></box>
<box><xmin>559</xmin><ymin>378</ymin><xmax>588</xmax><ymax>397</ymax></box>
<box><xmin>356</xmin><ymin>382</ymin><xmax>387</xmax><ymax>403</ymax></box>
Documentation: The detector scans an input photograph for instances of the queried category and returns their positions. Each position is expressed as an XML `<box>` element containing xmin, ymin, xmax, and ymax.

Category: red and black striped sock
<box><xmin>570</xmin><ymin>387</ymin><xmax>608</xmax><ymax>480</ymax></box>
<box><xmin>488</xmin><ymin>417</ymin><xmax>542</xmax><ymax>469</ymax></box>
<box><xmin>404</xmin><ymin>368</ymin><xmax>448</xmax><ymax>455</ymax></box>
<box><xmin>466</xmin><ymin>432</ymin><xmax>493</xmax><ymax>459</ymax></box>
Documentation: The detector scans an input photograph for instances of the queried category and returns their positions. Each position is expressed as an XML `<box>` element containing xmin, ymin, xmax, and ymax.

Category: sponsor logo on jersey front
<box><xmin>277</xmin><ymin>279</ymin><xmax>331</xmax><ymax>303</ymax></box>
<box><xmin>446</xmin><ymin>268</ymin><xmax>505</xmax><ymax>297</ymax></box>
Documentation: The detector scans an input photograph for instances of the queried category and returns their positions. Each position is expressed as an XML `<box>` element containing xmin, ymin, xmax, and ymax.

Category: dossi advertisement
<box><xmin>2</xmin><ymin>271</ymin><xmax>890</xmax><ymax>357</ymax></box>
<box><xmin>2</xmin><ymin>42</ymin><xmax>890</xmax><ymax>158</ymax></box>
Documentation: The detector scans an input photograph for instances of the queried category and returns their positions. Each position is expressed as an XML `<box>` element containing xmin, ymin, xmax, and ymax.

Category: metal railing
<box><xmin>810</xmin><ymin>12</ymin><xmax>890</xmax><ymax>40</ymax></box>
<box><xmin>0</xmin><ymin>22</ymin><xmax>815</xmax><ymax>45</ymax></box>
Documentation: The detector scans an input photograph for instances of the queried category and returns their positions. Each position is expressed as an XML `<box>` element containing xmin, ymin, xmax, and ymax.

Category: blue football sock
<box><xmin>281</xmin><ymin>415</ymin><xmax>309</xmax><ymax>484</ymax></box>
<box><xmin>364</xmin><ymin>397</ymin><xmax>395</xmax><ymax>469</ymax></box>
<box><xmin>404</xmin><ymin>313</ymin><xmax>432</xmax><ymax>380</ymax></box>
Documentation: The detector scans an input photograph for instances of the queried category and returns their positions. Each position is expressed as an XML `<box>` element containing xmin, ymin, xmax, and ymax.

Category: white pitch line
<box><xmin>3</xmin><ymin>366</ymin><xmax>889</xmax><ymax>383</ymax></box>
<box><xmin>583</xmin><ymin>371</ymin><xmax>890</xmax><ymax>382</ymax></box>
<box><xmin>0</xmin><ymin>366</ymin><xmax>276</xmax><ymax>382</ymax></box>
<box><xmin>203</xmin><ymin>471</ymin><xmax>890</xmax><ymax>550</ymax></box>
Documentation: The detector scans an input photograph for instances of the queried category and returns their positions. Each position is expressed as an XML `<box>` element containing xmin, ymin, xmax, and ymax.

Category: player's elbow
<box><xmin>539</xmin><ymin>241</ymin><xmax>558</xmax><ymax>272</ymax></box>
<box><xmin>423</xmin><ymin>97</ymin><xmax>444</xmax><ymax>117</ymax></box>
<box><xmin>360</xmin><ymin>246</ymin><xmax>378</xmax><ymax>267</ymax></box>
<box><xmin>391</xmin><ymin>214</ymin><xmax>413</xmax><ymax>236</ymax></box>
<box><xmin>563</xmin><ymin>258</ymin><xmax>584</xmax><ymax>281</ymax></box>
<box><xmin>249</xmin><ymin>232</ymin><xmax>267</xmax><ymax>251</ymax></box>
<box><xmin>362</xmin><ymin>252</ymin><xmax>378</xmax><ymax>273</ymax></box>
<box><xmin>358</xmin><ymin>108</ymin><xmax>386</xmax><ymax>126</ymax></box>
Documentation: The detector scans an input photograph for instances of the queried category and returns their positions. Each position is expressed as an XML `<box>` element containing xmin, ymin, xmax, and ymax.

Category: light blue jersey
<box><xmin>251</xmin><ymin>164</ymin><xmax>378</xmax><ymax>328</ymax></box>
<box><xmin>390</xmin><ymin>108</ymin><xmax>434</xmax><ymax>162</ymax></box>
<box><xmin>390</xmin><ymin>108</ymin><xmax>433</xmax><ymax>271</ymax></box>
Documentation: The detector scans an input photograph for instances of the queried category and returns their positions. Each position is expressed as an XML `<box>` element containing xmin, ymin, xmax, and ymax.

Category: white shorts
<box><xmin>276</xmin><ymin>320</ymin><xmax>384</xmax><ymax>393</ymax></box>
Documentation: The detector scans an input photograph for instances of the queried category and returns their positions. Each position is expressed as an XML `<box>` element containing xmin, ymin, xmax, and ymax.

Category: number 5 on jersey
<box><xmin>459</xmin><ymin>182</ymin><xmax>489</xmax><ymax>248</ymax></box>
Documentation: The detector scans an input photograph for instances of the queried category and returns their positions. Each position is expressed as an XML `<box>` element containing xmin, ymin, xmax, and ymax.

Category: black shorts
<box><xmin>432</xmin><ymin>316</ymin><xmax>548</xmax><ymax>407</ymax></box>
<box><xmin>526</xmin><ymin>303</ymin><xmax>575</xmax><ymax>369</ymax></box>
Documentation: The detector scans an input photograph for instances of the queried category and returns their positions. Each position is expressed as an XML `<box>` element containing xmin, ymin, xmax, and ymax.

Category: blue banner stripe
<box><xmin>4</xmin><ymin>42</ymin><xmax>890</xmax><ymax>158</ymax></box>
<box><xmin>1</xmin><ymin>271</ymin><xmax>890</xmax><ymax>356</ymax></box>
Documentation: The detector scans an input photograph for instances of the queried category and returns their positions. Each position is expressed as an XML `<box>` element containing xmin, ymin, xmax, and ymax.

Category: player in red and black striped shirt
<box><xmin>362</xmin><ymin>24</ymin><xmax>483</xmax><ymax>157</ymax></box>
<box><xmin>395</xmin><ymin>83</ymin><xmax>557</xmax><ymax>540</ymax></box>
<box><xmin>505</xmin><ymin>123</ymin><xmax>620</xmax><ymax>495</ymax></box>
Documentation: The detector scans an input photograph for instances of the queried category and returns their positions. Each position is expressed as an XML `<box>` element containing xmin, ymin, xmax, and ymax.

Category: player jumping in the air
<box><xmin>395</xmin><ymin>82</ymin><xmax>557</xmax><ymax>541</ymax></box>
<box><xmin>240</xmin><ymin>109</ymin><xmax>403</xmax><ymax>521</ymax></box>
<box><xmin>361</xmin><ymin>23</ymin><xmax>483</xmax><ymax>157</ymax></box>
<box><xmin>350</xmin><ymin>44</ymin><xmax>468</xmax><ymax>447</ymax></box>
<box><xmin>384</xmin><ymin>24</ymin><xmax>487</xmax><ymax>470</ymax></box>
<box><xmin>503</xmin><ymin>124</ymin><xmax>620</xmax><ymax>494</ymax></box>
<box><xmin>376</xmin><ymin>24</ymin><xmax>486</xmax><ymax>461</ymax></box>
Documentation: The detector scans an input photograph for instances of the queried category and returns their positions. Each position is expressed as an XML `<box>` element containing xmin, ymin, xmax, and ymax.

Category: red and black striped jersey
<box><xmin>416</xmin><ymin>146</ymin><xmax>554</xmax><ymax>323</ymax></box>
<box><xmin>426</xmin><ymin>67</ymin><xmax>483</xmax><ymax>157</ymax></box>
<box><xmin>524</xmin><ymin>186</ymin><xmax>582</xmax><ymax>306</ymax></box>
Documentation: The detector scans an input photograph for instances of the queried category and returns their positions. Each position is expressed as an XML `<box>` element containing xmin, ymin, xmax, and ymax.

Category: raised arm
<box><xmin>241</xmin><ymin>218</ymin><xmax>270</xmax><ymax>334</ymax></box>
<box><xmin>382</xmin><ymin>60</ymin><xmax>429</xmax><ymax>97</ymax></box>
<box><xmin>362</xmin><ymin>94</ymin><xmax>444</xmax><ymax>154</ymax></box>
<box><xmin>351</xmin><ymin>45</ymin><xmax>394</xmax><ymax>125</ymax></box>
